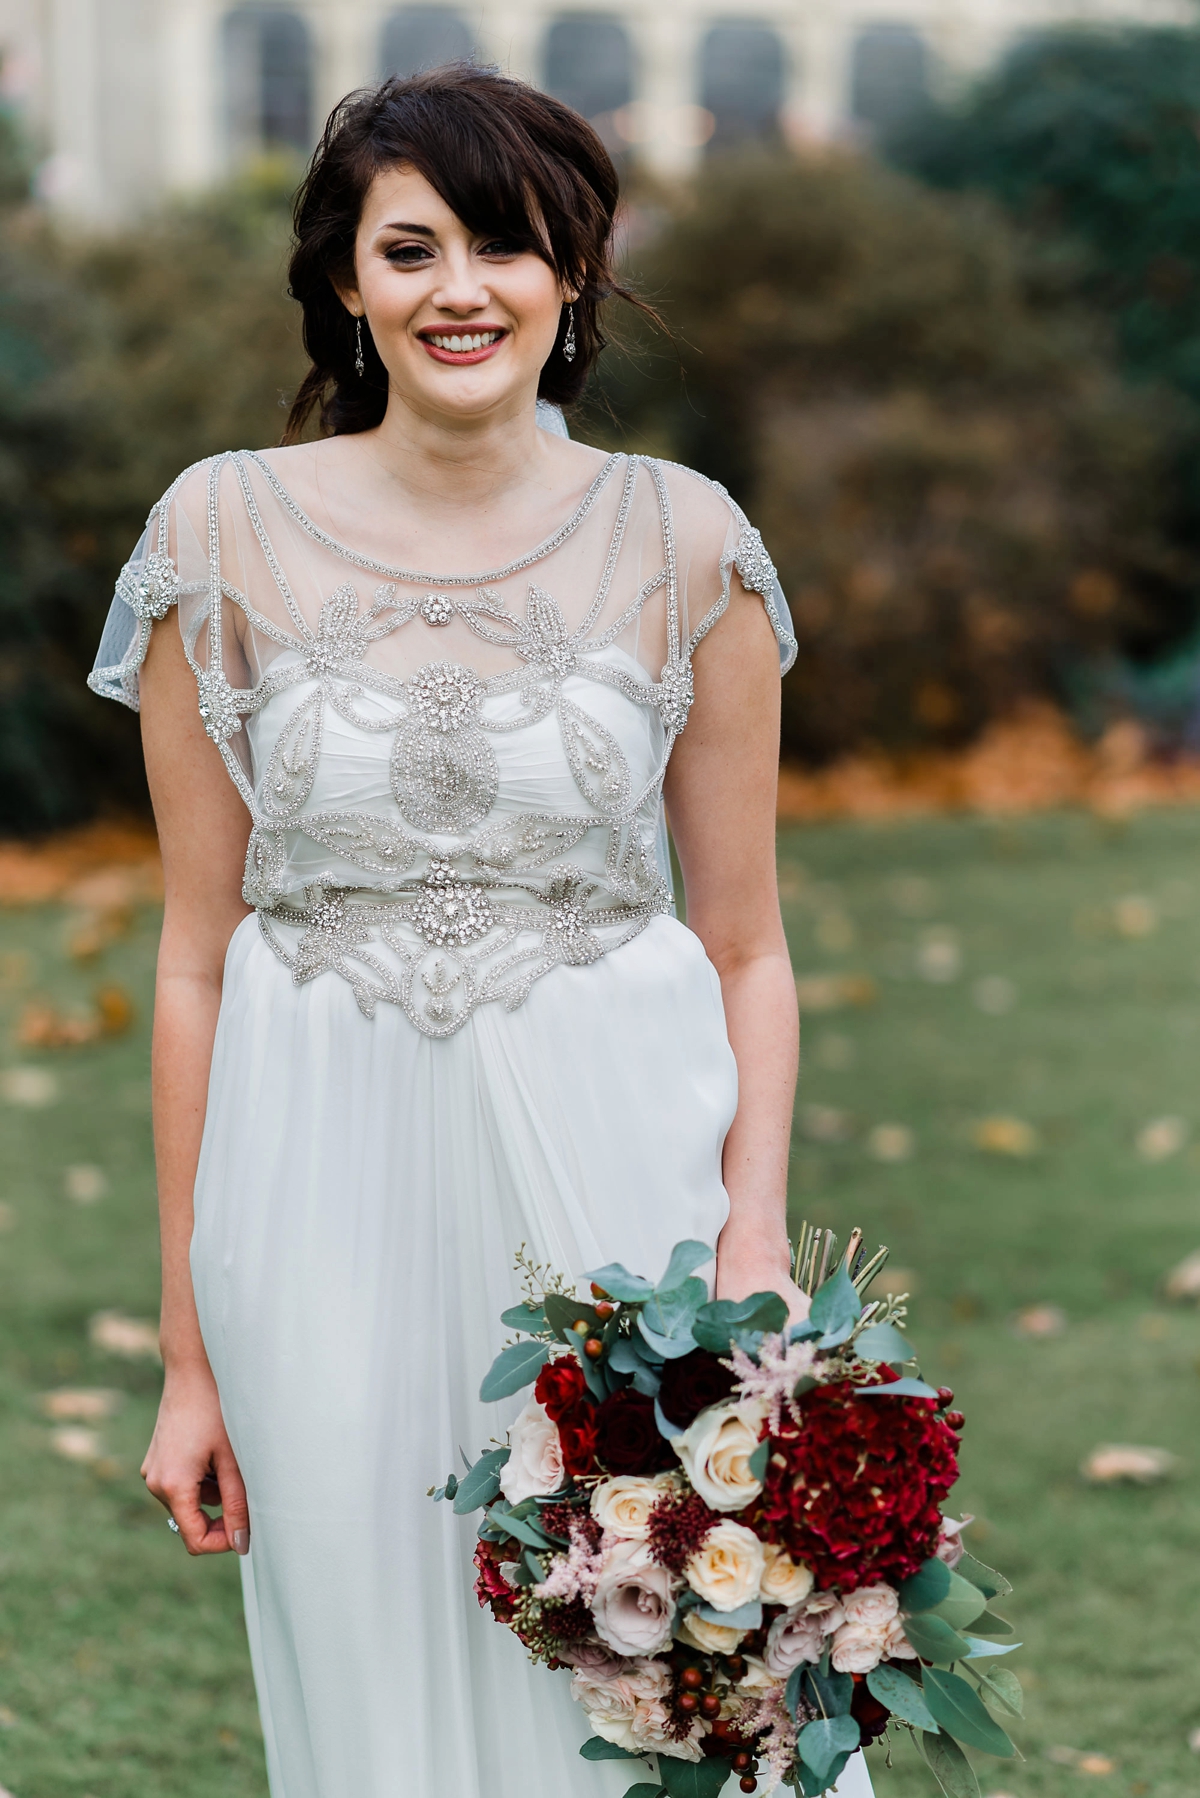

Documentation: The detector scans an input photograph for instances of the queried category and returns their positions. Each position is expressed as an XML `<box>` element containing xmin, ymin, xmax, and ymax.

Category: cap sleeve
<box><xmin>656</xmin><ymin>460</ymin><xmax>797</xmax><ymax>676</ymax></box>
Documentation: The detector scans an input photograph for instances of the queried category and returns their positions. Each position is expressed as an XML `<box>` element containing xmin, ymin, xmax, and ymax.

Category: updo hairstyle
<box><xmin>284</xmin><ymin>64</ymin><xmax>640</xmax><ymax>440</ymax></box>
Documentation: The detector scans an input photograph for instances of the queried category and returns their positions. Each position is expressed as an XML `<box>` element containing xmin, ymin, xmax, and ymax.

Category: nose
<box><xmin>429</xmin><ymin>247</ymin><xmax>491</xmax><ymax>318</ymax></box>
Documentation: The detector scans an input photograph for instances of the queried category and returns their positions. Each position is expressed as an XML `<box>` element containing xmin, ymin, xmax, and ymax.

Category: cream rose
<box><xmin>760</xmin><ymin>1544</ymin><xmax>815</xmax><ymax>1608</ymax></box>
<box><xmin>840</xmin><ymin>1584</ymin><xmax>899</xmax><ymax>1630</ymax></box>
<box><xmin>830</xmin><ymin>1621</ymin><xmax>889</xmax><ymax>1674</ymax></box>
<box><xmin>731</xmin><ymin>1654</ymin><xmax>777</xmax><ymax>1694</ymax></box>
<box><xmin>804</xmin><ymin>1592</ymin><xmax>846</xmax><ymax>1634</ymax></box>
<box><xmin>592</xmin><ymin>1539</ymin><xmax>678</xmax><ymax>1657</ymax></box>
<box><xmin>936</xmin><ymin>1516</ymin><xmax>969</xmax><ymax>1569</ymax></box>
<box><xmin>762</xmin><ymin>1604</ymin><xmax>824</xmax><ymax>1676</ymax></box>
<box><xmin>678</xmin><ymin>1612</ymin><xmax>747</xmax><ymax>1655</ymax></box>
<box><xmin>498</xmin><ymin>1396</ymin><xmax>564</xmax><ymax>1504</ymax></box>
<box><xmin>572</xmin><ymin>1660</ymin><xmax>706</xmax><ymax>1762</ymax></box>
<box><xmin>591</xmin><ymin>1474</ymin><xmax>675</xmax><ymax>1540</ymax></box>
<box><xmin>672</xmin><ymin>1399</ymin><xmax>768</xmax><ymax>1513</ymax></box>
<box><xmin>686</xmin><ymin>1520</ymin><xmax>764</xmax><ymax>1612</ymax></box>
<box><xmin>883</xmin><ymin>1617</ymin><xmax>918</xmax><ymax>1661</ymax></box>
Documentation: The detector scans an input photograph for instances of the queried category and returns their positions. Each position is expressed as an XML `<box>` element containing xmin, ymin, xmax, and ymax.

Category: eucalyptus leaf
<box><xmin>930</xmin><ymin>1571</ymin><xmax>989</xmax><ymax>1631</ymax></box>
<box><xmin>784</xmin><ymin>1665</ymin><xmax>804</xmax><ymax>1721</ymax></box>
<box><xmin>696</xmin><ymin>1599</ymin><xmax>762</xmax><ymax>1629</ymax></box>
<box><xmin>567</xmin><ymin>1333</ymin><xmax>610</xmax><ymax>1401</ymax></box>
<box><xmin>748</xmin><ymin>1439</ymin><xmax>770</xmax><ymax>1480</ymax></box>
<box><xmin>655</xmin><ymin>1396</ymin><xmax>685</xmax><ymax>1439</ymax></box>
<box><xmin>579</xmin><ymin>1738</ymin><xmax>645</xmax><ymax>1761</ymax></box>
<box><xmin>899</xmin><ymin>1557</ymin><xmax>952</xmax><ymax>1614</ymax></box>
<box><xmin>867</xmin><ymin>1664</ymin><xmax>939</xmax><ymax>1732</ymax></box>
<box><xmin>963</xmin><ymin>1638</ymin><xmax>1022</xmax><ymax>1660</ymax></box>
<box><xmin>923</xmin><ymin>1669</ymin><xmax>1015</xmax><ymax>1758</ymax></box>
<box><xmin>655</xmin><ymin>1240</ymin><xmax>717</xmax><ymax>1294</ymax></box>
<box><xmin>452</xmin><ymin>1447</ymin><xmax>510</xmax><ymax>1514</ymax></box>
<box><xmin>817</xmin><ymin>1320</ymin><xmax>858</xmax><ymax>1350</ymax></box>
<box><xmin>921</xmin><ymin>1731</ymin><xmax>980</xmax><ymax>1798</ymax></box>
<box><xmin>586</xmin><ymin>1261</ymin><xmax>655</xmax><ymax>1304</ymax></box>
<box><xmin>659</xmin><ymin>1752</ymin><xmax>735</xmax><ymax>1798</ymax></box>
<box><xmin>956</xmin><ymin>1553</ymin><xmax>1012</xmax><ymax>1600</ymax></box>
<box><xmin>974</xmin><ymin>1665</ymin><xmax>1024</xmax><ymax>1718</ymax></box>
<box><xmin>808</xmin><ymin>1265</ymin><xmax>862</xmax><ymax>1338</ymax></box>
<box><xmin>480</xmin><ymin>1339</ymin><xmax>552</xmax><ymax>1402</ymax></box>
<box><xmin>638</xmin><ymin>1315</ymin><xmax>702</xmax><ymax>1359</ymax></box>
<box><xmin>522</xmin><ymin>1547</ymin><xmax>546</xmax><ymax>1581</ymax></box>
<box><xmin>607</xmin><ymin>1339</ymin><xmax>644</xmax><ymax>1374</ymax></box>
<box><xmin>628</xmin><ymin>1360</ymin><xmax>663</xmax><ymax>1396</ymax></box>
<box><xmin>969</xmin><ymin>1612</ymin><xmax>1015</xmax><ymax>1638</ymax></box>
<box><xmin>500</xmin><ymin>1303</ymin><xmax>548</xmax><ymax>1333</ymax></box>
<box><xmin>693</xmin><ymin>1292</ymin><xmax>789</xmax><ymax>1354</ymax></box>
<box><xmin>853</xmin><ymin>1321</ymin><xmax>912</xmax><ymax>1364</ymax></box>
<box><xmin>641</xmin><ymin>1278</ymin><xmax>707</xmax><ymax>1343</ymax></box>
<box><xmin>803</xmin><ymin>1664</ymin><xmax>854</xmax><ymax>1718</ymax></box>
<box><xmin>901</xmin><ymin>1612</ymin><xmax>972</xmax><ymax>1668</ymax></box>
<box><xmin>544</xmin><ymin>1292</ymin><xmax>601</xmax><ymax>1343</ymax></box>
<box><xmin>484</xmin><ymin>1507</ymin><xmax>553</xmax><ymax>1552</ymax></box>
<box><xmin>623</xmin><ymin>1786</ymin><xmax>667</xmax><ymax>1798</ymax></box>
<box><xmin>798</xmin><ymin>1751</ymin><xmax>852</xmax><ymax>1798</ymax></box>
<box><xmin>855</xmin><ymin>1376</ymin><xmax>940</xmax><ymax>1399</ymax></box>
<box><xmin>797</xmin><ymin>1714</ymin><xmax>861</xmax><ymax>1783</ymax></box>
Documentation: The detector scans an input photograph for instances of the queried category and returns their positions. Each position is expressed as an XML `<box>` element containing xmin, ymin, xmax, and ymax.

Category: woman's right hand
<box><xmin>142</xmin><ymin>1362</ymin><xmax>251</xmax><ymax>1556</ymax></box>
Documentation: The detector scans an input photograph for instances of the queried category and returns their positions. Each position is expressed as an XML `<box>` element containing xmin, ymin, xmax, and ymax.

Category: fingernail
<box><xmin>233</xmin><ymin>1529</ymin><xmax>250</xmax><ymax>1556</ymax></box>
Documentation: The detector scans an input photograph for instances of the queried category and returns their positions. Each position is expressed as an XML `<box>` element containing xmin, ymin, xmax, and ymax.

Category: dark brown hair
<box><xmin>284</xmin><ymin>65</ymin><xmax>641</xmax><ymax>441</ymax></box>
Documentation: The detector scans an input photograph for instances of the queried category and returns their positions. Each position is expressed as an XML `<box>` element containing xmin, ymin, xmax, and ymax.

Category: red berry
<box><xmin>572</xmin><ymin>1319</ymin><xmax>590</xmax><ymax>1335</ymax></box>
<box><xmin>590</xmin><ymin>1283</ymin><xmax>609</xmax><ymax>1300</ymax></box>
<box><xmin>945</xmin><ymin>1410</ymin><xmax>965</xmax><ymax>1430</ymax></box>
<box><xmin>725</xmin><ymin>1654</ymin><xmax>746</xmax><ymax>1680</ymax></box>
<box><xmin>680</xmin><ymin>1667</ymin><xmax>704</xmax><ymax>1691</ymax></box>
<box><xmin>741</xmin><ymin>1779</ymin><xmax>758</xmax><ymax>1793</ymax></box>
<box><xmin>733</xmin><ymin>1752</ymin><xmax>753</xmax><ymax>1772</ymax></box>
<box><xmin>595</xmin><ymin>1301</ymin><xmax>616</xmax><ymax>1320</ymax></box>
<box><xmin>584</xmin><ymin>1338</ymin><xmax>604</xmax><ymax>1359</ymax></box>
<box><xmin>677</xmin><ymin>1692</ymin><xmax>699</xmax><ymax>1714</ymax></box>
<box><xmin>700</xmin><ymin>1693</ymin><xmax>722</xmax><ymax>1720</ymax></box>
<box><xmin>937</xmin><ymin>1387</ymin><xmax>955</xmax><ymax>1407</ymax></box>
<box><xmin>711</xmin><ymin>1720</ymin><xmax>732</xmax><ymax>1740</ymax></box>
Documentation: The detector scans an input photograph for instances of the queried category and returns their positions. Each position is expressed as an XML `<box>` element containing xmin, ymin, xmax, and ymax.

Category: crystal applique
<box><xmin>734</xmin><ymin>525</ymin><xmax>778</xmax><ymax>598</ymax></box>
<box><xmin>196</xmin><ymin>668</ymin><xmax>242</xmax><ymax>743</ymax></box>
<box><xmin>409</xmin><ymin>662</ymin><xmax>482</xmax><ymax>733</ymax></box>
<box><xmin>657</xmin><ymin>661</ymin><xmax>694</xmax><ymax>735</ymax></box>
<box><xmin>421</xmin><ymin>592</ymin><xmax>454</xmax><ymax>626</ymax></box>
<box><xmin>127</xmin><ymin>550</ymin><xmax>180</xmax><ymax>622</ymax></box>
<box><xmin>390</xmin><ymin>718</ymin><xmax>499</xmax><ymax>833</ymax></box>
<box><xmin>410</xmin><ymin>861</ymin><xmax>494</xmax><ymax>948</ymax></box>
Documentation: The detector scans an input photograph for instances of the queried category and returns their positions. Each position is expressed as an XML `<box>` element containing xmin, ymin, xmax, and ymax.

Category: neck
<box><xmin>356</xmin><ymin>379</ymin><xmax>553</xmax><ymax>512</ymax></box>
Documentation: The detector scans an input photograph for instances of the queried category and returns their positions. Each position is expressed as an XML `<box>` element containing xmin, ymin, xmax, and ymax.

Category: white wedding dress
<box><xmin>90</xmin><ymin>417</ymin><xmax>873</xmax><ymax>1798</ymax></box>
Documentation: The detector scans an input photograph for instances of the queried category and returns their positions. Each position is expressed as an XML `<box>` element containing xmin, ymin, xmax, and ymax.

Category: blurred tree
<box><xmin>0</xmin><ymin>163</ymin><xmax>306</xmax><ymax>831</ymax></box>
<box><xmin>601</xmin><ymin>152</ymin><xmax>1194</xmax><ymax>761</ymax></box>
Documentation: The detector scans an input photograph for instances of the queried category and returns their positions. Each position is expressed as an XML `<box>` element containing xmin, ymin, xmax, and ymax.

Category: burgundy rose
<box><xmin>851</xmin><ymin>1677</ymin><xmax>890</xmax><ymax>1744</ymax></box>
<box><xmin>535</xmin><ymin>1356</ymin><xmax>588</xmax><ymax>1422</ymax></box>
<box><xmin>557</xmin><ymin>1402</ymin><xmax>599</xmax><ymax>1476</ymax></box>
<box><xmin>594</xmin><ymin>1389</ymin><xmax>676</xmax><ymax>1474</ymax></box>
<box><xmin>658</xmin><ymin>1348</ymin><xmax>738</xmax><ymax>1431</ymax></box>
<box><xmin>473</xmin><ymin>1540</ymin><xmax>516</xmax><ymax>1623</ymax></box>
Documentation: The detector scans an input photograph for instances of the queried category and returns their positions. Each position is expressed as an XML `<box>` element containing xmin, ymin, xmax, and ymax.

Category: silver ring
<box><xmin>167</xmin><ymin>1517</ymin><xmax>181</xmax><ymax>1534</ymax></box>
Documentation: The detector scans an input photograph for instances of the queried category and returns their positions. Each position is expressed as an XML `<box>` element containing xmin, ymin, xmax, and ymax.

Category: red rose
<box><xmin>473</xmin><ymin>1539</ymin><xmax>516</xmax><ymax>1623</ymax></box>
<box><xmin>658</xmin><ymin>1348</ymin><xmax>738</xmax><ymax>1431</ymax></box>
<box><xmin>851</xmin><ymin>1678</ymin><xmax>890</xmax><ymax>1743</ymax></box>
<box><xmin>556</xmin><ymin>1401</ymin><xmax>599</xmax><ymax>1476</ymax></box>
<box><xmin>594</xmin><ymin>1389</ymin><xmax>676</xmax><ymax>1474</ymax></box>
<box><xmin>753</xmin><ymin>1377</ymin><xmax>959</xmax><ymax>1592</ymax></box>
<box><xmin>535</xmin><ymin>1356</ymin><xmax>588</xmax><ymax>1422</ymax></box>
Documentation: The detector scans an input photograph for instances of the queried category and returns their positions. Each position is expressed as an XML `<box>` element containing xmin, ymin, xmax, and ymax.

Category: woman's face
<box><xmin>342</xmin><ymin>165</ymin><xmax>570</xmax><ymax>422</ymax></box>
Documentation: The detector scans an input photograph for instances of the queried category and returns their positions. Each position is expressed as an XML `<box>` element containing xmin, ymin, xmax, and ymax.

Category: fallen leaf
<box><xmin>974</xmin><ymin>1116</ymin><xmax>1039</xmax><ymax>1157</ymax></box>
<box><xmin>887</xmin><ymin>873</ymin><xmax>937</xmax><ymax>915</ymax></box>
<box><xmin>1013</xmin><ymin>1304</ymin><xmax>1067</xmax><ymax>1338</ymax></box>
<box><xmin>40</xmin><ymin>1388</ymin><xmax>121</xmax><ymax>1422</ymax></box>
<box><xmin>64</xmin><ymin>1164</ymin><xmax>108</xmax><ymax>1204</ymax></box>
<box><xmin>0</xmin><ymin>1705</ymin><xmax>16</xmax><ymax>1727</ymax></box>
<box><xmin>0</xmin><ymin>1202</ymin><xmax>15</xmax><ymax>1232</ymax></box>
<box><xmin>813</xmin><ymin>1032</ymin><xmax>855</xmax><ymax>1071</ymax></box>
<box><xmin>794</xmin><ymin>972</ymin><xmax>878</xmax><ymax>1013</ymax></box>
<box><xmin>798</xmin><ymin>1103</ymin><xmax>854</xmax><ymax>1144</ymax></box>
<box><xmin>815</xmin><ymin>911</ymin><xmax>856</xmax><ymax>952</ymax></box>
<box><xmin>1047</xmin><ymin>1746</ymin><xmax>1083</xmax><ymax>1766</ymax></box>
<box><xmin>1078</xmin><ymin>1754</ymin><xmax>1118</xmax><ymax>1775</ymax></box>
<box><xmin>1081</xmin><ymin>1444</ymin><xmax>1178</xmax><ymax>1485</ymax></box>
<box><xmin>1114</xmin><ymin>895</ymin><xmax>1157</xmax><ymax>938</ymax></box>
<box><xmin>917</xmin><ymin>927</ymin><xmax>962</xmax><ymax>983</ymax></box>
<box><xmin>1136</xmin><ymin>1116</ymin><xmax>1188</xmax><ymax>1162</ymax></box>
<box><xmin>51</xmin><ymin>1425</ymin><xmax>103</xmax><ymax>1463</ymax></box>
<box><xmin>0</xmin><ymin>1065</ymin><xmax>59</xmax><ymax>1107</ymax></box>
<box><xmin>972</xmin><ymin>975</ymin><xmax>1016</xmax><ymax>1015</ymax></box>
<box><xmin>16</xmin><ymin>1000</ymin><xmax>100</xmax><ymax>1048</ymax></box>
<box><xmin>867</xmin><ymin>1123</ymin><xmax>915</xmax><ymax>1163</ymax></box>
<box><xmin>1164</xmin><ymin>1249</ymin><xmax>1200</xmax><ymax>1302</ymax></box>
<box><xmin>89</xmin><ymin>1311</ymin><xmax>161</xmax><ymax>1362</ymax></box>
<box><xmin>1137</xmin><ymin>1313</ymin><xmax>1169</xmax><ymax>1340</ymax></box>
<box><xmin>218</xmin><ymin>1729</ymin><xmax>238</xmax><ymax>1748</ymax></box>
<box><xmin>95</xmin><ymin>985</ymin><xmax>135</xmax><ymax>1035</ymax></box>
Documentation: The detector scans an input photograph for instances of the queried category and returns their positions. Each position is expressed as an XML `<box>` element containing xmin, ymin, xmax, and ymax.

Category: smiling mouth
<box><xmin>419</xmin><ymin>328</ymin><xmax>507</xmax><ymax>364</ymax></box>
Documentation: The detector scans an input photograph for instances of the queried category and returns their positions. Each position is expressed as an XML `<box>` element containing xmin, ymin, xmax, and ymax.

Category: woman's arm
<box><xmin>138</xmin><ymin>615</ymin><xmax>254</xmax><ymax>1553</ymax></box>
<box><xmin>663</xmin><ymin>582</ymin><xmax>803</xmax><ymax>1316</ymax></box>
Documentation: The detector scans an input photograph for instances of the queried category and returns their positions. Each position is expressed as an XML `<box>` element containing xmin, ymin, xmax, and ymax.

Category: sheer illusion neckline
<box><xmin>242</xmin><ymin>448</ymin><xmax>627</xmax><ymax>588</ymax></box>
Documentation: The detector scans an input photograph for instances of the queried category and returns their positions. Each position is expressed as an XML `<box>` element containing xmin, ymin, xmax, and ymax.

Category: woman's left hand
<box><xmin>715</xmin><ymin>1225</ymin><xmax>810</xmax><ymax>1325</ymax></box>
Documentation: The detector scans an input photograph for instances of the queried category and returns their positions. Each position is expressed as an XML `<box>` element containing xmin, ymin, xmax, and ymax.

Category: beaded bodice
<box><xmin>90</xmin><ymin>443</ymin><xmax>794</xmax><ymax>1036</ymax></box>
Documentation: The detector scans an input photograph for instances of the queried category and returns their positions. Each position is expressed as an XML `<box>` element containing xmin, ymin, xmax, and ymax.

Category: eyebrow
<box><xmin>379</xmin><ymin>221</ymin><xmax>436</xmax><ymax>237</ymax></box>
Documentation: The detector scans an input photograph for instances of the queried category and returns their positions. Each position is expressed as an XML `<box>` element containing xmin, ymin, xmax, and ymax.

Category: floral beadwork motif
<box><xmin>91</xmin><ymin>448</ymin><xmax>792</xmax><ymax>1035</ymax></box>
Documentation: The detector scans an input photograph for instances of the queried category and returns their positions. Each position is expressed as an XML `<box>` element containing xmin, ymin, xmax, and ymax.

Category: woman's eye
<box><xmin>385</xmin><ymin>243</ymin><xmax>434</xmax><ymax>266</ymax></box>
<box><xmin>480</xmin><ymin>239</ymin><xmax>519</xmax><ymax>258</ymax></box>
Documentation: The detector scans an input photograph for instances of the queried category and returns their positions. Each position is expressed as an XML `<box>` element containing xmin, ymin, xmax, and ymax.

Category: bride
<box><xmin>90</xmin><ymin>64</ymin><xmax>871</xmax><ymax>1798</ymax></box>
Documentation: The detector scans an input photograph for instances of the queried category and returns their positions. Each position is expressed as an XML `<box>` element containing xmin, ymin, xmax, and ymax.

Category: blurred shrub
<box><xmin>607</xmin><ymin>153</ymin><xmax>1195</xmax><ymax>761</ymax></box>
<box><xmin>0</xmin><ymin>166</ymin><xmax>305</xmax><ymax>831</ymax></box>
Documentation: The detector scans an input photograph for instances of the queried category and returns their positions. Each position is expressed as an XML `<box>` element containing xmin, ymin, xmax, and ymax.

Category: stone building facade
<box><xmin>0</xmin><ymin>0</ymin><xmax>1191</xmax><ymax>221</ymax></box>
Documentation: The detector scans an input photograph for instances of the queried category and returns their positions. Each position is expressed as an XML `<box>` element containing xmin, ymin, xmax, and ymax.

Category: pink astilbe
<box><xmin>726</xmin><ymin>1333</ymin><xmax>817</xmax><ymax>1432</ymax></box>
<box><xmin>533</xmin><ymin>1517</ymin><xmax>605</xmax><ymax>1604</ymax></box>
<box><xmin>737</xmin><ymin>1681</ymin><xmax>809</xmax><ymax>1795</ymax></box>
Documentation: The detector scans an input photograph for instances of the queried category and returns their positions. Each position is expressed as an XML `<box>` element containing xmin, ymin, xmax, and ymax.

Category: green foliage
<box><xmin>605</xmin><ymin>152</ymin><xmax>1195</xmax><ymax>763</ymax></box>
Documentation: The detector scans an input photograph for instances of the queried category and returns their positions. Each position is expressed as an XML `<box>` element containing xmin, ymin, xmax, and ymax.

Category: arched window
<box><xmin>699</xmin><ymin>22</ymin><xmax>786</xmax><ymax>150</ymax></box>
<box><xmin>381</xmin><ymin>9</ymin><xmax>475</xmax><ymax>78</ymax></box>
<box><xmin>543</xmin><ymin>15</ymin><xmax>634</xmax><ymax>128</ymax></box>
<box><xmin>850</xmin><ymin>23</ymin><xmax>930</xmax><ymax>136</ymax></box>
<box><xmin>223</xmin><ymin>7</ymin><xmax>313</xmax><ymax>158</ymax></box>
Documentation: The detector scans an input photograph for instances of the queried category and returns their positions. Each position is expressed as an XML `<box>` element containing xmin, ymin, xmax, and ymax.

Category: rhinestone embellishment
<box><xmin>126</xmin><ymin>550</ymin><xmax>179</xmax><ymax>621</ymax></box>
<box><xmin>734</xmin><ymin>525</ymin><xmax>778</xmax><ymax>598</ymax></box>
<box><xmin>411</xmin><ymin>860</ymin><xmax>493</xmax><ymax>947</ymax></box>
<box><xmin>420</xmin><ymin>592</ymin><xmax>454</xmax><ymax>626</ymax></box>
<box><xmin>196</xmin><ymin>669</ymin><xmax>242</xmax><ymax>742</ymax></box>
<box><xmin>657</xmin><ymin>661</ymin><xmax>694</xmax><ymax>735</ymax></box>
<box><xmin>409</xmin><ymin>662</ymin><xmax>482</xmax><ymax>733</ymax></box>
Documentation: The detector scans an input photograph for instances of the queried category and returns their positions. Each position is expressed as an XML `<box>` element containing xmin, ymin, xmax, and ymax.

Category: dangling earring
<box><xmin>355</xmin><ymin>316</ymin><xmax>365</xmax><ymax>378</ymax></box>
<box><xmin>562</xmin><ymin>303</ymin><xmax>577</xmax><ymax>364</ymax></box>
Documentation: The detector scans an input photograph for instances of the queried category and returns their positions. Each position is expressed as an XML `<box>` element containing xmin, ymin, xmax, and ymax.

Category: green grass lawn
<box><xmin>3</xmin><ymin>807</ymin><xmax>1200</xmax><ymax>1797</ymax></box>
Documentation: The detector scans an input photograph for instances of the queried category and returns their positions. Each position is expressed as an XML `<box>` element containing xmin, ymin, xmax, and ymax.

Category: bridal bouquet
<box><xmin>432</xmin><ymin>1225</ymin><xmax>1022</xmax><ymax>1798</ymax></box>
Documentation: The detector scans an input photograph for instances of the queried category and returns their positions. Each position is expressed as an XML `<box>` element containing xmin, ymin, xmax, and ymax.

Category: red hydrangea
<box><xmin>755</xmin><ymin>1377</ymin><xmax>959</xmax><ymax>1592</ymax></box>
<box><xmin>473</xmin><ymin>1539</ymin><xmax>517</xmax><ymax>1623</ymax></box>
